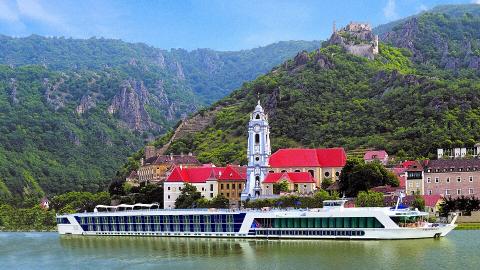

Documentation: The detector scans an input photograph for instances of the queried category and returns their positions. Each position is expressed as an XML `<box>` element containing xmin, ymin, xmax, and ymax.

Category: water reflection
<box><xmin>2</xmin><ymin>232</ymin><xmax>476</xmax><ymax>270</ymax></box>
<box><xmin>59</xmin><ymin>235</ymin><xmax>454</xmax><ymax>265</ymax></box>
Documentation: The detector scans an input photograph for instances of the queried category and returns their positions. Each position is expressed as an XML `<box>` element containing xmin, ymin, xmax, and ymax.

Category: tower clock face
<box><xmin>253</xmin><ymin>124</ymin><xmax>260</xmax><ymax>132</ymax></box>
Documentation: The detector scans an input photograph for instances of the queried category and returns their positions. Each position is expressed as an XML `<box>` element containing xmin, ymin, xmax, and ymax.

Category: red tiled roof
<box><xmin>392</xmin><ymin>167</ymin><xmax>407</xmax><ymax>175</ymax></box>
<box><xmin>400</xmin><ymin>160</ymin><xmax>416</xmax><ymax>168</ymax></box>
<box><xmin>166</xmin><ymin>166</ymin><xmax>225</xmax><ymax>183</ymax></box>
<box><xmin>370</xmin><ymin>185</ymin><xmax>400</xmax><ymax>194</ymax></box>
<box><xmin>144</xmin><ymin>155</ymin><xmax>201</xmax><ymax>166</ymax></box>
<box><xmin>263</xmin><ymin>172</ymin><xmax>316</xmax><ymax>184</ymax></box>
<box><xmin>127</xmin><ymin>171</ymin><xmax>138</xmax><ymax>178</ymax></box>
<box><xmin>269</xmin><ymin>148</ymin><xmax>347</xmax><ymax>168</ymax></box>
<box><xmin>166</xmin><ymin>166</ymin><xmax>188</xmax><ymax>182</ymax></box>
<box><xmin>363</xmin><ymin>150</ymin><xmax>388</xmax><ymax>160</ymax></box>
<box><xmin>398</xmin><ymin>175</ymin><xmax>406</xmax><ymax>188</ymax></box>
<box><xmin>422</xmin><ymin>195</ymin><xmax>443</xmax><ymax>208</ymax></box>
<box><xmin>218</xmin><ymin>165</ymin><xmax>246</xmax><ymax>181</ymax></box>
<box><xmin>384</xmin><ymin>195</ymin><xmax>443</xmax><ymax>208</ymax></box>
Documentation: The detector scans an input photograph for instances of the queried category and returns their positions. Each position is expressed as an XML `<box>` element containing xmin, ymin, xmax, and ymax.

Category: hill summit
<box><xmin>327</xmin><ymin>22</ymin><xmax>379</xmax><ymax>59</ymax></box>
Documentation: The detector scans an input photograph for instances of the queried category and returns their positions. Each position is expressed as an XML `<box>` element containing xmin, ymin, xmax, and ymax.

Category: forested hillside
<box><xmin>136</xmin><ymin>5</ymin><xmax>480</xmax><ymax>173</ymax></box>
<box><xmin>0</xmin><ymin>35</ymin><xmax>320</xmax><ymax>202</ymax></box>
<box><xmin>379</xmin><ymin>4</ymin><xmax>480</xmax><ymax>70</ymax></box>
<box><xmin>0</xmin><ymin>36</ymin><xmax>320</xmax><ymax>104</ymax></box>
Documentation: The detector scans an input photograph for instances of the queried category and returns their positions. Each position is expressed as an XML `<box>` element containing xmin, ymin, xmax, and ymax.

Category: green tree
<box><xmin>411</xmin><ymin>195</ymin><xmax>425</xmax><ymax>211</ymax></box>
<box><xmin>321</xmin><ymin>177</ymin><xmax>333</xmax><ymax>190</ymax></box>
<box><xmin>355</xmin><ymin>191</ymin><xmax>385</xmax><ymax>207</ymax></box>
<box><xmin>136</xmin><ymin>184</ymin><xmax>163</xmax><ymax>206</ymax></box>
<box><xmin>174</xmin><ymin>183</ymin><xmax>201</xmax><ymax>209</ymax></box>
<box><xmin>51</xmin><ymin>191</ymin><xmax>110</xmax><ymax>213</ymax></box>
<box><xmin>209</xmin><ymin>194</ymin><xmax>230</xmax><ymax>208</ymax></box>
<box><xmin>273</xmin><ymin>180</ymin><xmax>290</xmax><ymax>194</ymax></box>
<box><xmin>339</xmin><ymin>159</ymin><xmax>399</xmax><ymax>197</ymax></box>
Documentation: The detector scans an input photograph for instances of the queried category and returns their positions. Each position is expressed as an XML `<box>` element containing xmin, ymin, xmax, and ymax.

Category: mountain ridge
<box><xmin>122</xmin><ymin>6</ymin><xmax>480</xmax><ymax>181</ymax></box>
<box><xmin>0</xmin><ymin>36</ymin><xmax>321</xmax><ymax>201</ymax></box>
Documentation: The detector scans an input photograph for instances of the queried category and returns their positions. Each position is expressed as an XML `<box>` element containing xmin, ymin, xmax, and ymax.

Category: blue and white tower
<box><xmin>241</xmin><ymin>100</ymin><xmax>271</xmax><ymax>200</ymax></box>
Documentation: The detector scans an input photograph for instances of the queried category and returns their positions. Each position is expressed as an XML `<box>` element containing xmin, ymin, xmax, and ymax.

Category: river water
<box><xmin>0</xmin><ymin>231</ymin><xmax>478</xmax><ymax>270</ymax></box>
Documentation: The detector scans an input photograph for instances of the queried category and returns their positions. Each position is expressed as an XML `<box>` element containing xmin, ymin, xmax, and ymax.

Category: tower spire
<box><xmin>241</xmin><ymin>98</ymin><xmax>271</xmax><ymax>201</ymax></box>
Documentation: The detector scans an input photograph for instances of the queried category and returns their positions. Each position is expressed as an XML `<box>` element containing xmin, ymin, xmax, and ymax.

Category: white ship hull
<box><xmin>57</xmin><ymin>204</ymin><xmax>456</xmax><ymax>240</ymax></box>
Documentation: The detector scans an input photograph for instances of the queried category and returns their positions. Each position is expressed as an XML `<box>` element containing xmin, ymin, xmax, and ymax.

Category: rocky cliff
<box><xmin>379</xmin><ymin>6</ymin><xmax>480</xmax><ymax>70</ymax></box>
<box><xmin>108</xmin><ymin>80</ymin><xmax>154</xmax><ymax>131</ymax></box>
<box><xmin>326</xmin><ymin>22</ymin><xmax>379</xmax><ymax>59</ymax></box>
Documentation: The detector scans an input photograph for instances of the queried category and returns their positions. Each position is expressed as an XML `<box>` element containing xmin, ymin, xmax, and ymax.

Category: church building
<box><xmin>241</xmin><ymin>101</ymin><xmax>271</xmax><ymax>200</ymax></box>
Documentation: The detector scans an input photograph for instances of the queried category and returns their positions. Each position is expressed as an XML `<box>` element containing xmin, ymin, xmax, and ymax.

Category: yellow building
<box><xmin>217</xmin><ymin>166</ymin><xmax>247</xmax><ymax>206</ymax></box>
<box><xmin>137</xmin><ymin>153</ymin><xmax>200</xmax><ymax>184</ymax></box>
<box><xmin>262</xmin><ymin>172</ymin><xmax>316</xmax><ymax>196</ymax></box>
<box><xmin>268</xmin><ymin>148</ymin><xmax>347</xmax><ymax>188</ymax></box>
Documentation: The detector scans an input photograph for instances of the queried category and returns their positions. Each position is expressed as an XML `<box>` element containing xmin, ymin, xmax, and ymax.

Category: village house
<box><xmin>125</xmin><ymin>171</ymin><xmax>139</xmax><ymax>186</ymax></box>
<box><xmin>163</xmin><ymin>165</ymin><xmax>247</xmax><ymax>209</ymax></box>
<box><xmin>217</xmin><ymin>165</ymin><xmax>247</xmax><ymax>206</ymax></box>
<box><xmin>363</xmin><ymin>150</ymin><xmax>389</xmax><ymax>165</ymax></box>
<box><xmin>436</xmin><ymin>144</ymin><xmax>480</xmax><ymax>159</ymax></box>
<box><xmin>404</xmin><ymin>161</ymin><xmax>425</xmax><ymax>195</ymax></box>
<box><xmin>262</xmin><ymin>172</ymin><xmax>316</xmax><ymax>196</ymax></box>
<box><xmin>268</xmin><ymin>148</ymin><xmax>347</xmax><ymax>188</ymax></box>
<box><xmin>423</xmin><ymin>159</ymin><xmax>480</xmax><ymax>197</ymax></box>
<box><xmin>383</xmin><ymin>194</ymin><xmax>443</xmax><ymax>216</ymax></box>
<box><xmin>135</xmin><ymin>152</ymin><xmax>201</xmax><ymax>184</ymax></box>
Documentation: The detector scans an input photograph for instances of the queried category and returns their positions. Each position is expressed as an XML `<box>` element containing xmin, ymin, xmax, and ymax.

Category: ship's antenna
<box><xmin>395</xmin><ymin>191</ymin><xmax>405</xmax><ymax>210</ymax></box>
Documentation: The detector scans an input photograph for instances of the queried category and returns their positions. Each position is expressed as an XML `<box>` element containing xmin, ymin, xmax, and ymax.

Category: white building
<box><xmin>437</xmin><ymin>144</ymin><xmax>480</xmax><ymax>159</ymax></box>
<box><xmin>241</xmin><ymin>101</ymin><xmax>271</xmax><ymax>200</ymax></box>
<box><xmin>163</xmin><ymin>166</ymin><xmax>223</xmax><ymax>209</ymax></box>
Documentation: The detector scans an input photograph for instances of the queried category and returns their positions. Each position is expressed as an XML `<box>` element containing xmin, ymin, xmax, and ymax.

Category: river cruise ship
<box><xmin>56</xmin><ymin>200</ymin><xmax>457</xmax><ymax>240</ymax></box>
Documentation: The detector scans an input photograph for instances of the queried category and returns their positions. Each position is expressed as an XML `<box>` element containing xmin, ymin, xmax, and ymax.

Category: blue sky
<box><xmin>0</xmin><ymin>0</ymin><xmax>478</xmax><ymax>51</ymax></box>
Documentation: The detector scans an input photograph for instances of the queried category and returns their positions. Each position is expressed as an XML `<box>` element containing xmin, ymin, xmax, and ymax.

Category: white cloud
<box><xmin>0</xmin><ymin>1</ymin><xmax>19</xmax><ymax>22</ymax></box>
<box><xmin>416</xmin><ymin>4</ymin><xmax>428</xmax><ymax>13</ymax></box>
<box><xmin>16</xmin><ymin>0</ymin><xmax>61</xmax><ymax>25</ymax></box>
<box><xmin>383</xmin><ymin>0</ymin><xmax>399</xmax><ymax>20</ymax></box>
<box><xmin>473</xmin><ymin>0</ymin><xmax>480</xmax><ymax>4</ymax></box>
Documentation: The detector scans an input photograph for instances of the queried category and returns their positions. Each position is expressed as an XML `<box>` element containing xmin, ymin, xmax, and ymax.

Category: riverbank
<box><xmin>1</xmin><ymin>231</ymin><xmax>479</xmax><ymax>270</ymax></box>
<box><xmin>455</xmin><ymin>223</ymin><xmax>480</xmax><ymax>230</ymax></box>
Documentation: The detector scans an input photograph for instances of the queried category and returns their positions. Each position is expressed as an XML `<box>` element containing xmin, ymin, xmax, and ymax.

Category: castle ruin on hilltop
<box><xmin>327</xmin><ymin>22</ymin><xmax>379</xmax><ymax>59</ymax></box>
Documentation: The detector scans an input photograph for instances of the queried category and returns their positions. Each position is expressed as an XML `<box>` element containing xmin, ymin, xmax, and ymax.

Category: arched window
<box><xmin>255</xmin><ymin>114</ymin><xmax>260</xmax><ymax>119</ymax></box>
<box><xmin>255</xmin><ymin>134</ymin><xmax>260</xmax><ymax>144</ymax></box>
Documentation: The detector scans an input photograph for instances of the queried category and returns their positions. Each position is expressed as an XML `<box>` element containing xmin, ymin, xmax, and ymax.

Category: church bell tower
<box><xmin>241</xmin><ymin>100</ymin><xmax>271</xmax><ymax>200</ymax></box>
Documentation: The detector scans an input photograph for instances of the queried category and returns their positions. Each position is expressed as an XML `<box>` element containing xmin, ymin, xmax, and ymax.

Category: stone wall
<box><xmin>457</xmin><ymin>211</ymin><xmax>480</xmax><ymax>223</ymax></box>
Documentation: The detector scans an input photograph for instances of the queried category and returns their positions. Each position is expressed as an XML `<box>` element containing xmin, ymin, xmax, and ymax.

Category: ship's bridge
<box><xmin>94</xmin><ymin>203</ymin><xmax>161</xmax><ymax>212</ymax></box>
<box><xmin>322</xmin><ymin>199</ymin><xmax>348</xmax><ymax>209</ymax></box>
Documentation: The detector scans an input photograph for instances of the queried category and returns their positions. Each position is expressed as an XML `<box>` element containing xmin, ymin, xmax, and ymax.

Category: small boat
<box><xmin>56</xmin><ymin>199</ymin><xmax>456</xmax><ymax>240</ymax></box>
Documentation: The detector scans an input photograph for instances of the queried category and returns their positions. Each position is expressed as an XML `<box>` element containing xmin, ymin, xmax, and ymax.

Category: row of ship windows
<box><xmin>76</xmin><ymin>214</ymin><xmax>243</xmax><ymax>225</ymax></box>
<box><xmin>254</xmin><ymin>230</ymin><xmax>366</xmax><ymax>237</ymax></box>
<box><xmin>82</xmin><ymin>223</ymin><xmax>240</xmax><ymax>233</ymax></box>
<box><xmin>254</xmin><ymin>217</ymin><xmax>385</xmax><ymax>229</ymax></box>
<box><xmin>95</xmin><ymin>232</ymin><xmax>245</xmax><ymax>237</ymax></box>
<box><xmin>426</xmin><ymin>176</ymin><xmax>474</xmax><ymax>183</ymax></box>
